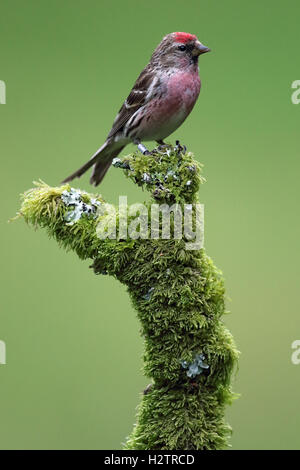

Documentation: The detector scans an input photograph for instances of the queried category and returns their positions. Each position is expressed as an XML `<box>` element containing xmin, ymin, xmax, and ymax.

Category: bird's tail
<box><xmin>61</xmin><ymin>141</ymin><xmax>125</xmax><ymax>186</ymax></box>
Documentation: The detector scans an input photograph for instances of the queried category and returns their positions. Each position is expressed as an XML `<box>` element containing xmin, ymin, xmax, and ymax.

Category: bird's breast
<box><xmin>130</xmin><ymin>69</ymin><xmax>201</xmax><ymax>142</ymax></box>
<box><xmin>166</xmin><ymin>70</ymin><xmax>201</xmax><ymax>114</ymax></box>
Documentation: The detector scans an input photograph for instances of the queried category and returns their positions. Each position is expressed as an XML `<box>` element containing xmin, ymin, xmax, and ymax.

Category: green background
<box><xmin>1</xmin><ymin>0</ymin><xmax>299</xmax><ymax>450</ymax></box>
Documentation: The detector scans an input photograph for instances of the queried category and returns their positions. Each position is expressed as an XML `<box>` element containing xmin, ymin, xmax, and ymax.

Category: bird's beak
<box><xmin>193</xmin><ymin>42</ymin><xmax>211</xmax><ymax>56</ymax></box>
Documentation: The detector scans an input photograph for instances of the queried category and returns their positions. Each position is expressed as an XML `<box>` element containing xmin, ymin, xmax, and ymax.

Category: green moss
<box><xmin>113</xmin><ymin>145</ymin><xmax>205</xmax><ymax>204</ymax></box>
<box><xmin>17</xmin><ymin>146</ymin><xmax>239</xmax><ymax>450</ymax></box>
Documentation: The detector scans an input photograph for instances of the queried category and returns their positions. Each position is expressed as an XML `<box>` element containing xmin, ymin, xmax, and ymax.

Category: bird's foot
<box><xmin>135</xmin><ymin>139</ymin><xmax>186</xmax><ymax>157</ymax></box>
<box><xmin>175</xmin><ymin>140</ymin><xmax>187</xmax><ymax>156</ymax></box>
<box><xmin>153</xmin><ymin>140</ymin><xmax>172</xmax><ymax>154</ymax></box>
<box><xmin>157</xmin><ymin>145</ymin><xmax>171</xmax><ymax>152</ymax></box>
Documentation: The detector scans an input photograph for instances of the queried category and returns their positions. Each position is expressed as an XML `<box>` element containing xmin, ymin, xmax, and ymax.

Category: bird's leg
<box><xmin>175</xmin><ymin>140</ymin><xmax>187</xmax><ymax>155</ymax></box>
<box><xmin>134</xmin><ymin>139</ymin><xmax>150</xmax><ymax>156</ymax></box>
<box><xmin>156</xmin><ymin>140</ymin><xmax>173</xmax><ymax>153</ymax></box>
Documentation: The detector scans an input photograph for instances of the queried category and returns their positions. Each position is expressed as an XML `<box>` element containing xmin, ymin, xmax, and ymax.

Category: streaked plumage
<box><xmin>62</xmin><ymin>32</ymin><xmax>210</xmax><ymax>186</ymax></box>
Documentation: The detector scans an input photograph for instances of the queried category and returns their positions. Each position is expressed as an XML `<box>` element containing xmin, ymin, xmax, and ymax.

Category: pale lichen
<box><xmin>61</xmin><ymin>188</ymin><xmax>101</xmax><ymax>225</ymax></box>
<box><xmin>17</xmin><ymin>146</ymin><xmax>238</xmax><ymax>451</ymax></box>
<box><xmin>181</xmin><ymin>353</ymin><xmax>209</xmax><ymax>378</ymax></box>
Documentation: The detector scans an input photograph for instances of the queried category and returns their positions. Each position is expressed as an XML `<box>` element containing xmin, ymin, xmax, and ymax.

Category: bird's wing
<box><xmin>107</xmin><ymin>66</ymin><xmax>160</xmax><ymax>139</ymax></box>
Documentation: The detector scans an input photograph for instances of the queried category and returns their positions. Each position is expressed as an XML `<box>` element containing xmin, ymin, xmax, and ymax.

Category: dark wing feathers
<box><xmin>107</xmin><ymin>66</ymin><xmax>156</xmax><ymax>139</ymax></box>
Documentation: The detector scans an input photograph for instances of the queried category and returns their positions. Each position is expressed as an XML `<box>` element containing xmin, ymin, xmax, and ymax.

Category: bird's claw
<box><xmin>175</xmin><ymin>140</ymin><xmax>187</xmax><ymax>155</ymax></box>
<box><xmin>136</xmin><ymin>140</ymin><xmax>186</xmax><ymax>157</ymax></box>
<box><xmin>157</xmin><ymin>144</ymin><xmax>171</xmax><ymax>152</ymax></box>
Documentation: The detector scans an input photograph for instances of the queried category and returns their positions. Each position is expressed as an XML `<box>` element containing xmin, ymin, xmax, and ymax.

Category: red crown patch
<box><xmin>175</xmin><ymin>32</ymin><xmax>197</xmax><ymax>43</ymax></box>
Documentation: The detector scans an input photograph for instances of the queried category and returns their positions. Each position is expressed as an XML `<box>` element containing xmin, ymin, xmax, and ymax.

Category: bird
<box><xmin>62</xmin><ymin>32</ymin><xmax>210</xmax><ymax>186</ymax></box>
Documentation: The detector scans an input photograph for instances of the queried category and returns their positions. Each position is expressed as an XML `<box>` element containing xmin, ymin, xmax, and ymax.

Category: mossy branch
<box><xmin>17</xmin><ymin>145</ymin><xmax>239</xmax><ymax>450</ymax></box>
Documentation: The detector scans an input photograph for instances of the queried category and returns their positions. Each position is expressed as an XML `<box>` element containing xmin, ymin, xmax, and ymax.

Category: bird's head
<box><xmin>151</xmin><ymin>32</ymin><xmax>210</xmax><ymax>68</ymax></box>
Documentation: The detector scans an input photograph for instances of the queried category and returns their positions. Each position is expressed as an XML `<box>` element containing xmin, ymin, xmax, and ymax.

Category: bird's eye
<box><xmin>178</xmin><ymin>45</ymin><xmax>187</xmax><ymax>51</ymax></box>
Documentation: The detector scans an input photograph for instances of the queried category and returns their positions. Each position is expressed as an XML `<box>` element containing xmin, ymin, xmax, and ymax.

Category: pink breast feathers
<box><xmin>168</xmin><ymin>72</ymin><xmax>201</xmax><ymax>114</ymax></box>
